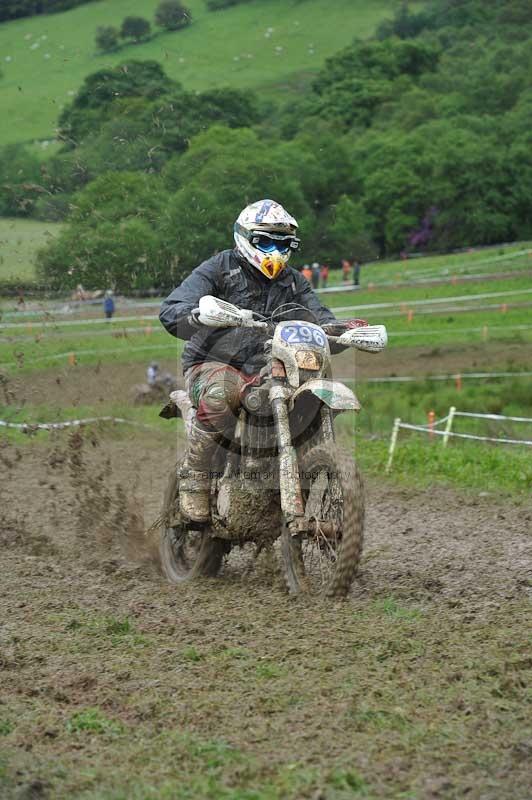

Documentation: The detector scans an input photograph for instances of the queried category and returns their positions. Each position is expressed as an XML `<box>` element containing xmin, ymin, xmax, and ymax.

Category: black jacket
<box><xmin>159</xmin><ymin>249</ymin><xmax>337</xmax><ymax>374</ymax></box>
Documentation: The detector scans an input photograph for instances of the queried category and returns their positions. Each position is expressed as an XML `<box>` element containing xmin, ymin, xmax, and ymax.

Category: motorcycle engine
<box><xmin>212</xmin><ymin>466</ymin><xmax>281</xmax><ymax>542</ymax></box>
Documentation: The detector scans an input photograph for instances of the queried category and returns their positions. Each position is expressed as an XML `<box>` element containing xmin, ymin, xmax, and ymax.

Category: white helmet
<box><xmin>234</xmin><ymin>199</ymin><xmax>300</xmax><ymax>280</ymax></box>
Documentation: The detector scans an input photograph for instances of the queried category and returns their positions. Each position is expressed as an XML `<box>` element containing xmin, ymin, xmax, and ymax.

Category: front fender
<box><xmin>289</xmin><ymin>379</ymin><xmax>360</xmax><ymax>412</ymax></box>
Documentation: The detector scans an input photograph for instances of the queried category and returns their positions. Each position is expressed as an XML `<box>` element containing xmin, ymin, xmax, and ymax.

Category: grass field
<box><xmin>1</xmin><ymin>423</ymin><xmax>530</xmax><ymax>799</ymax></box>
<box><xmin>1</xmin><ymin>241</ymin><xmax>531</xmax><ymax>366</ymax></box>
<box><xmin>1</xmin><ymin>245</ymin><xmax>531</xmax><ymax>798</ymax></box>
<box><xmin>1</xmin><ymin>239</ymin><xmax>532</xmax><ymax>496</ymax></box>
<box><xmin>0</xmin><ymin>0</ymin><xmax>397</xmax><ymax>147</ymax></box>
<box><xmin>0</xmin><ymin>218</ymin><xmax>61</xmax><ymax>283</ymax></box>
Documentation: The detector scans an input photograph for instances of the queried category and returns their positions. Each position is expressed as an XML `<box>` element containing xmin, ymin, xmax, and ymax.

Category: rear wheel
<box><xmin>159</xmin><ymin>469</ymin><xmax>227</xmax><ymax>583</ymax></box>
<box><xmin>281</xmin><ymin>445</ymin><xmax>364</xmax><ymax>597</ymax></box>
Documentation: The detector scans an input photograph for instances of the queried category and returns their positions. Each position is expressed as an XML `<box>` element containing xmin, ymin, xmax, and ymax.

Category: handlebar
<box><xmin>193</xmin><ymin>296</ymin><xmax>387</xmax><ymax>352</ymax></box>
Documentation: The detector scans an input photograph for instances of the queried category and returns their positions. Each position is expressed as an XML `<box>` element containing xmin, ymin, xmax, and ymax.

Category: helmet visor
<box><xmin>255</xmin><ymin>234</ymin><xmax>293</xmax><ymax>254</ymax></box>
<box><xmin>235</xmin><ymin>223</ymin><xmax>300</xmax><ymax>254</ymax></box>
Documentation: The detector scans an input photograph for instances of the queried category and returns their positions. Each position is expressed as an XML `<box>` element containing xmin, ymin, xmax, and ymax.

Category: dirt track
<box><xmin>1</xmin><ymin>430</ymin><xmax>531</xmax><ymax>799</ymax></box>
<box><xmin>4</xmin><ymin>339</ymin><xmax>532</xmax><ymax>408</ymax></box>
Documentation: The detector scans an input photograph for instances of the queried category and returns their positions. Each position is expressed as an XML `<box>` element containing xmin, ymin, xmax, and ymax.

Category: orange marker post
<box><xmin>428</xmin><ymin>410</ymin><xmax>436</xmax><ymax>439</ymax></box>
<box><xmin>455</xmin><ymin>374</ymin><xmax>462</xmax><ymax>392</ymax></box>
<box><xmin>407</xmin><ymin>309</ymin><xmax>414</xmax><ymax>324</ymax></box>
<box><xmin>145</xmin><ymin>325</ymin><xmax>152</xmax><ymax>336</ymax></box>
<box><xmin>501</xmin><ymin>303</ymin><xmax>508</xmax><ymax>313</ymax></box>
<box><xmin>451</xmin><ymin>275</ymin><xmax>458</xmax><ymax>286</ymax></box>
<box><xmin>68</xmin><ymin>352</ymin><xmax>77</xmax><ymax>366</ymax></box>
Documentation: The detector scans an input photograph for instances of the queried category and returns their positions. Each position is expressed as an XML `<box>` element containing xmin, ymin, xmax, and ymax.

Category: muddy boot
<box><xmin>179</xmin><ymin>422</ymin><xmax>219</xmax><ymax>523</ymax></box>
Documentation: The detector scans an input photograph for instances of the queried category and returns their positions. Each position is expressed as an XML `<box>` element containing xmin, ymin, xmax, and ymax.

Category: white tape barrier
<box><xmin>3</xmin><ymin>286</ymin><xmax>531</xmax><ymax>329</ymax></box>
<box><xmin>2</xmin><ymin>246</ymin><xmax>530</xmax><ymax>321</ymax></box>
<box><xmin>5</xmin><ymin>301</ymin><xmax>532</xmax><ymax>336</ymax></box>
<box><xmin>0</xmin><ymin>324</ymin><xmax>167</xmax><ymax>344</ymax></box>
<box><xmin>0</xmin><ymin>416</ymin><xmax>155</xmax><ymax>433</ymax></box>
<box><xmin>319</xmin><ymin>268</ymin><xmax>532</xmax><ymax>294</ymax></box>
<box><xmin>454</xmin><ymin>410</ymin><xmax>532</xmax><ymax>423</ymax></box>
<box><xmin>3</xmin><ymin>264</ymin><xmax>529</xmax><ymax>321</ymax></box>
<box><xmin>340</xmin><ymin>371</ymin><xmax>532</xmax><ymax>384</ymax></box>
<box><xmin>385</xmin><ymin>323</ymin><xmax>532</xmax><ymax>333</ymax></box>
<box><xmin>0</xmin><ymin>314</ymin><xmax>159</xmax><ymax>331</ymax></box>
<box><xmin>334</xmin><ymin>286</ymin><xmax>532</xmax><ymax>314</ymax></box>
<box><xmin>400</xmin><ymin>423</ymin><xmax>532</xmax><ymax>446</ymax></box>
<box><xmin>386</xmin><ymin>407</ymin><xmax>532</xmax><ymax>471</ymax></box>
<box><xmin>341</xmin><ymin>303</ymin><xmax>532</xmax><ymax>318</ymax></box>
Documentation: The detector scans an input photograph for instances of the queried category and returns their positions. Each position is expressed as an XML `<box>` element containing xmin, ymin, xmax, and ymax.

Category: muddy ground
<box><xmin>5</xmin><ymin>340</ymin><xmax>532</xmax><ymax>409</ymax></box>
<box><xmin>0</xmin><ymin>426</ymin><xmax>531</xmax><ymax>799</ymax></box>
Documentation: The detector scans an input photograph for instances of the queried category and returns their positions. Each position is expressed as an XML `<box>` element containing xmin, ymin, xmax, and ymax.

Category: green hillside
<box><xmin>0</xmin><ymin>0</ymin><xmax>396</xmax><ymax>147</ymax></box>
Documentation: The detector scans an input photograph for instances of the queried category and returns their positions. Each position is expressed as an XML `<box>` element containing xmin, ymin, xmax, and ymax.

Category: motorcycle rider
<box><xmin>147</xmin><ymin>361</ymin><xmax>159</xmax><ymax>387</ymax></box>
<box><xmin>160</xmin><ymin>199</ymin><xmax>362</xmax><ymax>523</ymax></box>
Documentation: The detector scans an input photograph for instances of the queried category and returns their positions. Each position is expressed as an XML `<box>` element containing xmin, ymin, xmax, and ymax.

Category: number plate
<box><xmin>280</xmin><ymin>323</ymin><xmax>326</xmax><ymax>348</ymax></box>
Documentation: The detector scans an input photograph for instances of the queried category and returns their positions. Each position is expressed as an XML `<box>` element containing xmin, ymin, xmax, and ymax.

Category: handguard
<box><xmin>194</xmin><ymin>296</ymin><xmax>266</xmax><ymax>329</ymax></box>
<box><xmin>337</xmin><ymin>324</ymin><xmax>388</xmax><ymax>352</ymax></box>
<box><xmin>197</xmin><ymin>295</ymin><xmax>247</xmax><ymax>327</ymax></box>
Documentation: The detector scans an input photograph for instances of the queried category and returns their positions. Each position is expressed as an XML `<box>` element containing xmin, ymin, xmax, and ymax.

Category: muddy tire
<box><xmin>159</xmin><ymin>469</ymin><xmax>227</xmax><ymax>583</ymax></box>
<box><xmin>282</xmin><ymin>445</ymin><xmax>364</xmax><ymax>598</ymax></box>
<box><xmin>281</xmin><ymin>528</ymin><xmax>308</xmax><ymax>595</ymax></box>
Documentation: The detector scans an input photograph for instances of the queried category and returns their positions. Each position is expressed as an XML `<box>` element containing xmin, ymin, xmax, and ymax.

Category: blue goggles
<box><xmin>235</xmin><ymin>223</ymin><xmax>300</xmax><ymax>254</ymax></box>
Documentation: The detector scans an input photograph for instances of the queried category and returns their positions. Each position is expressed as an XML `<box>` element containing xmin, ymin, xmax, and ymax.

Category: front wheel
<box><xmin>159</xmin><ymin>469</ymin><xmax>227</xmax><ymax>583</ymax></box>
<box><xmin>282</xmin><ymin>445</ymin><xmax>364</xmax><ymax>597</ymax></box>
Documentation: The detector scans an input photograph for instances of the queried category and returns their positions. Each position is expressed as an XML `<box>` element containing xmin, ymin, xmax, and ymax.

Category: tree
<box><xmin>321</xmin><ymin>196</ymin><xmax>377</xmax><ymax>264</ymax></box>
<box><xmin>120</xmin><ymin>16</ymin><xmax>151</xmax><ymax>43</ymax></box>
<box><xmin>0</xmin><ymin>0</ymin><xmax>97</xmax><ymax>22</ymax></box>
<box><xmin>0</xmin><ymin>144</ymin><xmax>43</xmax><ymax>217</ymax></box>
<box><xmin>95</xmin><ymin>26</ymin><xmax>119</xmax><ymax>53</ymax></box>
<box><xmin>155</xmin><ymin>0</ymin><xmax>191</xmax><ymax>31</ymax></box>
<box><xmin>161</xmin><ymin>126</ymin><xmax>313</xmax><ymax>275</ymax></box>
<box><xmin>37</xmin><ymin>172</ymin><xmax>174</xmax><ymax>291</ymax></box>
<box><xmin>58</xmin><ymin>60</ymin><xmax>176</xmax><ymax>145</ymax></box>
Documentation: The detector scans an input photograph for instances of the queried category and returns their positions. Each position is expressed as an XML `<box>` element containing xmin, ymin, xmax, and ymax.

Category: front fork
<box><xmin>269</xmin><ymin>384</ymin><xmax>307</xmax><ymax>534</ymax></box>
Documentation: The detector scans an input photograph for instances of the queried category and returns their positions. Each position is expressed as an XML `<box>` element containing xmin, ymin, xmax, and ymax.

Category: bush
<box><xmin>0</xmin><ymin>144</ymin><xmax>43</xmax><ymax>217</ymax></box>
<box><xmin>206</xmin><ymin>0</ymin><xmax>249</xmax><ymax>9</ymax></box>
<box><xmin>33</xmin><ymin>193</ymin><xmax>72</xmax><ymax>222</ymax></box>
<box><xmin>120</xmin><ymin>16</ymin><xmax>151</xmax><ymax>43</ymax></box>
<box><xmin>95</xmin><ymin>26</ymin><xmax>120</xmax><ymax>53</ymax></box>
<box><xmin>0</xmin><ymin>0</ymin><xmax>97</xmax><ymax>22</ymax></box>
<box><xmin>155</xmin><ymin>0</ymin><xmax>191</xmax><ymax>31</ymax></box>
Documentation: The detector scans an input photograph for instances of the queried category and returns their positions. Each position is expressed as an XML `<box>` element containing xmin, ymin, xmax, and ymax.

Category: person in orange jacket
<box><xmin>301</xmin><ymin>264</ymin><xmax>313</xmax><ymax>283</ymax></box>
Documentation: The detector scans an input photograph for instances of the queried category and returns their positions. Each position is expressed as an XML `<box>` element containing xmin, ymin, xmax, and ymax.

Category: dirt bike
<box><xmin>159</xmin><ymin>296</ymin><xmax>387</xmax><ymax>597</ymax></box>
<box><xmin>131</xmin><ymin>373</ymin><xmax>178</xmax><ymax>406</ymax></box>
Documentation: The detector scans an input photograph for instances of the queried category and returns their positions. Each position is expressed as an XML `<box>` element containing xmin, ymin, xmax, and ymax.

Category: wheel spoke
<box><xmin>282</xmin><ymin>446</ymin><xmax>364</xmax><ymax>597</ymax></box>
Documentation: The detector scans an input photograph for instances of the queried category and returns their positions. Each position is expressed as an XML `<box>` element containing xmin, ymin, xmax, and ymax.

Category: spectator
<box><xmin>320</xmin><ymin>263</ymin><xmax>329</xmax><ymax>289</ymax></box>
<box><xmin>103</xmin><ymin>290</ymin><xmax>115</xmax><ymax>320</ymax></box>
<box><xmin>311</xmin><ymin>262</ymin><xmax>320</xmax><ymax>289</ymax></box>
<box><xmin>353</xmin><ymin>260</ymin><xmax>361</xmax><ymax>286</ymax></box>
<box><xmin>341</xmin><ymin>259</ymin><xmax>351</xmax><ymax>284</ymax></box>
<box><xmin>301</xmin><ymin>264</ymin><xmax>313</xmax><ymax>283</ymax></box>
<box><xmin>147</xmin><ymin>361</ymin><xmax>159</xmax><ymax>386</ymax></box>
